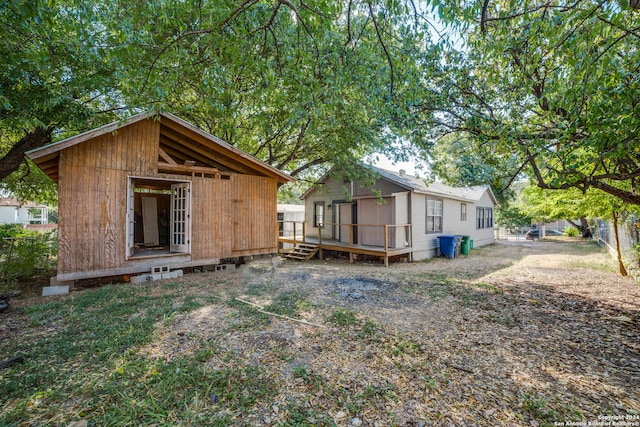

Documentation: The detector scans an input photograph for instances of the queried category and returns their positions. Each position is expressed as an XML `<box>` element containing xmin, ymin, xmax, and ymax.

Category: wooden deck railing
<box><xmin>278</xmin><ymin>221</ymin><xmax>413</xmax><ymax>251</ymax></box>
<box><xmin>278</xmin><ymin>221</ymin><xmax>306</xmax><ymax>241</ymax></box>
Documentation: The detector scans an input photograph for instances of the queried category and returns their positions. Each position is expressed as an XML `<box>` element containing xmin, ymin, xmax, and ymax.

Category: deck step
<box><xmin>283</xmin><ymin>243</ymin><xmax>319</xmax><ymax>262</ymax></box>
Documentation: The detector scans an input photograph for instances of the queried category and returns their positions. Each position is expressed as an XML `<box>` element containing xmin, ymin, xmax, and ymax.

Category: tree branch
<box><xmin>366</xmin><ymin>1</ymin><xmax>394</xmax><ymax>97</ymax></box>
<box><xmin>0</xmin><ymin>127</ymin><xmax>53</xmax><ymax>181</ymax></box>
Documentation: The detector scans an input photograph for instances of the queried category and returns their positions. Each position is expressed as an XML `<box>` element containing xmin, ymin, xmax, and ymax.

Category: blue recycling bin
<box><xmin>437</xmin><ymin>235</ymin><xmax>457</xmax><ymax>259</ymax></box>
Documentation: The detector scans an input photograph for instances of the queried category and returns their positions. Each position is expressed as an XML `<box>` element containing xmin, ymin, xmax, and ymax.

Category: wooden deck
<box><xmin>278</xmin><ymin>221</ymin><xmax>413</xmax><ymax>267</ymax></box>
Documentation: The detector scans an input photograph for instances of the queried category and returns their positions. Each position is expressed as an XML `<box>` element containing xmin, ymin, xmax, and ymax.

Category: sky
<box><xmin>372</xmin><ymin>154</ymin><xmax>420</xmax><ymax>176</ymax></box>
<box><xmin>372</xmin><ymin>154</ymin><xmax>425</xmax><ymax>176</ymax></box>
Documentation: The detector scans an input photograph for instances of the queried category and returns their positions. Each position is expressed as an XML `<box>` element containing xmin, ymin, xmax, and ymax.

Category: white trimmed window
<box><xmin>313</xmin><ymin>201</ymin><xmax>325</xmax><ymax>228</ymax></box>
<box><xmin>476</xmin><ymin>207</ymin><xmax>493</xmax><ymax>229</ymax></box>
<box><xmin>426</xmin><ymin>198</ymin><xmax>443</xmax><ymax>233</ymax></box>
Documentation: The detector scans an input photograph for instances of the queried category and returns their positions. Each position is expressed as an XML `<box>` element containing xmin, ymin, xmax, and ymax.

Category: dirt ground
<box><xmin>5</xmin><ymin>239</ymin><xmax>640</xmax><ymax>426</ymax></box>
<box><xmin>139</xmin><ymin>239</ymin><xmax>639</xmax><ymax>426</ymax></box>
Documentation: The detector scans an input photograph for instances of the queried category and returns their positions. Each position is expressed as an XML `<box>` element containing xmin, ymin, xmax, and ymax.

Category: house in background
<box><xmin>282</xmin><ymin>164</ymin><xmax>496</xmax><ymax>265</ymax></box>
<box><xmin>0</xmin><ymin>198</ymin><xmax>48</xmax><ymax>225</ymax></box>
<box><xmin>27</xmin><ymin>112</ymin><xmax>292</xmax><ymax>282</ymax></box>
<box><xmin>277</xmin><ymin>204</ymin><xmax>305</xmax><ymax>250</ymax></box>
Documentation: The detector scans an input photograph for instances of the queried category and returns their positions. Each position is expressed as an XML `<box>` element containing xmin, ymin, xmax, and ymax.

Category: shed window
<box><xmin>426</xmin><ymin>198</ymin><xmax>443</xmax><ymax>233</ymax></box>
<box><xmin>461</xmin><ymin>203</ymin><xmax>467</xmax><ymax>221</ymax></box>
<box><xmin>313</xmin><ymin>201</ymin><xmax>325</xmax><ymax>228</ymax></box>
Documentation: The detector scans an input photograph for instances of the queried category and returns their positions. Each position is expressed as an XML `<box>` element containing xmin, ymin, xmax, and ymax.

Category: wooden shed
<box><xmin>27</xmin><ymin>112</ymin><xmax>292</xmax><ymax>282</ymax></box>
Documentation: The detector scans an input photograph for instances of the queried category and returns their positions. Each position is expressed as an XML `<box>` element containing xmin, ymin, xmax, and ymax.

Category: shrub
<box><xmin>564</xmin><ymin>227</ymin><xmax>579</xmax><ymax>237</ymax></box>
<box><xmin>0</xmin><ymin>226</ymin><xmax>56</xmax><ymax>286</ymax></box>
<box><xmin>0</xmin><ymin>224</ymin><xmax>28</xmax><ymax>240</ymax></box>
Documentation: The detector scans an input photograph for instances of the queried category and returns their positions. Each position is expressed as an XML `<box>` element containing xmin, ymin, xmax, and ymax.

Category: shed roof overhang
<box><xmin>26</xmin><ymin>112</ymin><xmax>293</xmax><ymax>185</ymax></box>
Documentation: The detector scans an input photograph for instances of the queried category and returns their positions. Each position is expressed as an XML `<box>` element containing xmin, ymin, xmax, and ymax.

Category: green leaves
<box><xmin>426</xmin><ymin>0</ymin><xmax>640</xmax><ymax>205</ymax></box>
<box><xmin>1</xmin><ymin>0</ymin><xmax>446</xmax><ymax>199</ymax></box>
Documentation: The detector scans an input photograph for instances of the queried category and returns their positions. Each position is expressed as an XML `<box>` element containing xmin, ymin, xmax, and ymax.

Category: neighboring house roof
<box><xmin>26</xmin><ymin>111</ymin><xmax>293</xmax><ymax>185</ymax></box>
<box><xmin>0</xmin><ymin>198</ymin><xmax>47</xmax><ymax>209</ymax></box>
<box><xmin>304</xmin><ymin>163</ymin><xmax>497</xmax><ymax>205</ymax></box>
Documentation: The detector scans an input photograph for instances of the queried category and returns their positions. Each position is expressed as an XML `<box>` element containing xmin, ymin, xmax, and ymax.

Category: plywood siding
<box><xmin>56</xmin><ymin>116</ymin><xmax>281</xmax><ymax>276</ymax></box>
<box><xmin>57</xmin><ymin>164</ymin><xmax>127</xmax><ymax>274</ymax></box>
<box><xmin>357</xmin><ymin>197</ymin><xmax>394</xmax><ymax>247</ymax></box>
<box><xmin>304</xmin><ymin>180</ymin><xmax>355</xmax><ymax>240</ymax></box>
<box><xmin>61</xmin><ymin>120</ymin><xmax>159</xmax><ymax>175</ymax></box>
<box><xmin>304</xmin><ymin>189</ymin><xmax>335</xmax><ymax>239</ymax></box>
<box><xmin>191</xmin><ymin>176</ymin><xmax>232</xmax><ymax>259</ymax></box>
<box><xmin>57</xmin><ymin>121</ymin><xmax>160</xmax><ymax>275</ymax></box>
<box><xmin>231</xmin><ymin>175</ymin><xmax>278</xmax><ymax>255</ymax></box>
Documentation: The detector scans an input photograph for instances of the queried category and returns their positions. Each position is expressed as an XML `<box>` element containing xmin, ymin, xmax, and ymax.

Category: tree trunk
<box><xmin>0</xmin><ymin>127</ymin><xmax>53</xmax><ymax>181</ymax></box>
<box><xmin>612</xmin><ymin>210</ymin><xmax>628</xmax><ymax>276</ymax></box>
<box><xmin>567</xmin><ymin>218</ymin><xmax>591</xmax><ymax>237</ymax></box>
<box><xmin>579</xmin><ymin>217</ymin><xmax>591</xmax><ymax>238</ymax></box>
<box><xmin>567</xmin><ymin>219</ymin><xmax>581</xmax><ymax>230</ymax></box>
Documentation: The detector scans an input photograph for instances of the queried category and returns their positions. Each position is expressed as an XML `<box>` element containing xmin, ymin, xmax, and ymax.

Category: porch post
<box><xmin>384</xmin><ymin>225</ymin><xmax>388</xmax><ymax>251</ymax></box>
<box><xmin>349</xmin><ymin>224</ymin><xmax>354</xmax><ymax>263</ymax></box>
<box><xmin>349</xmin><ymin>224</ymin><xmax>353</xmax><ymax>246</ymax></box>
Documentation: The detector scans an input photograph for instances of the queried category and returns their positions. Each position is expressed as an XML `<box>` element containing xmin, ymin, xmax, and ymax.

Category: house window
<box><xmin>313</xmin><ymin>201</ymin><xmax>325</xmax><ymax>228</ymax></box>
<box><xmin>460</xmin><ymin>203</ymin><xmax>467</xmax><ymax>221</ymax></box>
<box><xmin>477</xmin><ymin>207</ymin><xmax>494</xmax><ymax>229</ymax></box>
<box><xmin>426</xmin><ymin>198</ymin><xmax>443</xmax><ymax>233</ymax></box>
<box><xmin>476</xmin><ymin>207</ymin><xmax>485</xmax><ymax>229</ymax></box>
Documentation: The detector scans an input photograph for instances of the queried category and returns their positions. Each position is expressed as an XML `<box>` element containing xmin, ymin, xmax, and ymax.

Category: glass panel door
<box><xmin>170</xmin><ymin>182</ymin><xmax>191</xmax><ymax>253</ymax></box>
<box><xmin>126</xmin><ymin>179</ymin><xmax>135</xmax><ymax>258</ymax></box>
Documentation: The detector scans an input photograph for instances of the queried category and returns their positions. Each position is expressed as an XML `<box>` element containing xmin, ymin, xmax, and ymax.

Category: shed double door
<box><xmin>126</xmin><ymin>179</ymin><xmax>191</xmax><ymax>258</ymax></box>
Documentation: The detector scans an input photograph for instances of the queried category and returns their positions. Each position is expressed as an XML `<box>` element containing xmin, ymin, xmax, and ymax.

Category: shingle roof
<box><xmin>302</xmin><ymin>163</ymin><xmax>497</xmax><ymax>205</ymax></box>
<box><xmin>0</xmin><ymin>198</ymin><xmax>47</xmax><ymax>208</ymax></box>
<box><xmin>365</xmin><ymin>164</ymin><xmax>496</xmax><ymax>204</ymax></box>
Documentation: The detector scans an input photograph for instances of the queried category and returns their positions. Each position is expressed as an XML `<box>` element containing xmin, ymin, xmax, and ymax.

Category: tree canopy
<box><xmin>2</xmin><ymin>0</ymin><xmax>640</xmax><ymax>210</ymax></box>
<box><xmin>1</xmin><ymin>0</ymin><xmax>439</xmax><ymax>202</ymax></box>
<box><xmin>425</xmin><ymin>0</ymin><xmax>640</xmax><ymax>205</ymax></box>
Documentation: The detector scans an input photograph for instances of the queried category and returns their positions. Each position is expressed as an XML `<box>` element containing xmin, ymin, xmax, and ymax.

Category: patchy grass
<box><xmin>326</xmin><ymin>307</ymin><xmax>358</xmax><ymax>326</ymax></box>
<box><xmin>1</xmin><ymin>240</ymin><xmax>638</xmax><ymax>426</ymax></box>
<box><xmin>1</xmin><ymin>283</ymin><xmax>278</xmax><ymax>426</ymax></box>
<box><xmin>562</xmin><ymin>259</ymin><xmax>618</xmax><ymax>273</ymax></box>
<box><xmin>264</xmin><ymin>289</ymin><xmax>313</xmax><ymax>318</ymax></box>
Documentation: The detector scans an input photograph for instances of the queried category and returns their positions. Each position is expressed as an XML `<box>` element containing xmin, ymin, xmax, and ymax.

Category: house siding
<box><xmin>304</xmin><ymin>180</ymin><xmax>350</xmax><ymax>240</ymax></box>
<box><xmin>229</xmin><ymin>175</ymin><xmax>278</xmax><ymax>255</ymax></box>
<box><xmin>303</xmin><ymin>169</ymin><xmax>496</xmax><ymax>263</ymax></box>
<box><xmin>394</xmin><ymin>192</ymin><xmax>410</xmax><ymax>248</ymax></box>
<box><xmin>0</xmin><ymin>207</ymin><xmax>16</xmax><ymax>224</ymax></box>
<box><xmin>471</xmin><ymin>191</ymin><xmax>496</xmax><ymax>247</ymax></box>
<box><xmin>410</xmin><ymin>192</ymin><xmax>496</xmax><ymax>261</ymax></box>
<box><xmin>354</xmin><ymin>178</ymin><xmax>405</xmax><ymax>197</ymax></box>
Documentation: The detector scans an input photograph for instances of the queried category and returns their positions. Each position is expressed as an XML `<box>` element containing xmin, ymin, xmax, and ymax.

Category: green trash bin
<box><xmin>461</xmin><ymin>235</ymin><xmax>470</xmax><ymax>255</ymax></box>
<box><xmin>469</xmin><ymin>239</ymin><xmax>474</xmax><ymax>249</ymax></box>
